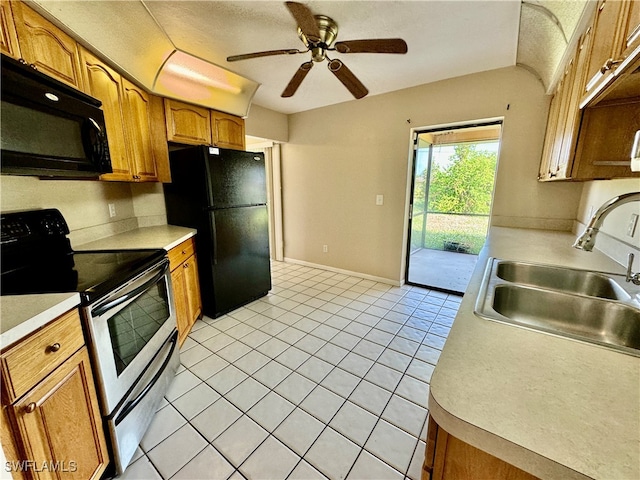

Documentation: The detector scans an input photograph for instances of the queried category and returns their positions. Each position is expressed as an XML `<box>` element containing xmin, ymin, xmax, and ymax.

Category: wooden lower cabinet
<box><xmin>168</xmin><ymin>237</ymin><xmax>202</xmax><ymax>345</ymax></box>
<box><xmin>1</xmin><ymin>310</ymin><xmax>109</xmax><ymax>479</ymax></box>
<box><xmin>422</xmin><ymin>416</ymin><xmax>538</xmax><ymax>480</ymax></box>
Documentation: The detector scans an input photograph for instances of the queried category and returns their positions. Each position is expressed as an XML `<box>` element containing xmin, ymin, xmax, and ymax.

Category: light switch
<box><xmin>376</xmin><ymin>194</ymin><xmax>384</xmax><ymax>206</ymax></box>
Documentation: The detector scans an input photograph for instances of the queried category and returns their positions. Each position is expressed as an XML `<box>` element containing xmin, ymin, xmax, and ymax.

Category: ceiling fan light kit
<box><xmin>226</xmin><ymin>1</ymin><xmax>408</xmax><ymax>100</ymax></box>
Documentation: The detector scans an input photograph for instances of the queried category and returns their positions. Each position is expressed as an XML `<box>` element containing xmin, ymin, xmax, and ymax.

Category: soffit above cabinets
<box><xmin>516</xmin><ymin>0</ymin><xmax>592</xmax><ymax>91</ymax></box>
<box><xmin>30</xmin><ymin>1</ymin><xmax>588</xmax><ymax>115</ymax></box>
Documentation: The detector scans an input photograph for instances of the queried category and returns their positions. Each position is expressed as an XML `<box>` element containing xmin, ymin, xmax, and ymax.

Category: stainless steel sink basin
<box><xmin>475</xmin><ymin>258</ymin><xmax>640</xmax><ymax>356</ymax></box>
<box><xmin>496</xmin><ymin>260</ymin><xmax>631</xmax><ymax>301</ymax></box>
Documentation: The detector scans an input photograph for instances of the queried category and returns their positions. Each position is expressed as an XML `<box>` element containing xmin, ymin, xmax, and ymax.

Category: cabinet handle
<box><xmin>182</xmin><ymin>250</ymin><xmax>187</xmax><ymax>255</ymax></box>
<box><xmin>600</xmin><ymin>58</ymin><xmax>623</xmax><ymax>74</ymax></box>
<box><xmin>183</xmin><ymin>263</ymin><xmax>189</xmax><ymax>269</ymax></box>
<box><xmin>47</xmin><ymin>343</ymin><xmax>61</xmax><ymax>353</ymax></box>
<box><xmin>24</xmin><ymin>403</ymin><xmax>36</xmax><ymax>414</ymax></box>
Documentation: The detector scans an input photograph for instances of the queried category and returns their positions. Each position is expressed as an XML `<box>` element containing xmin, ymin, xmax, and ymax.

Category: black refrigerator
<box><xmin>163</xmin><ymin>145</ymin><xmax>271</xmax><ymax>318</ymax></box>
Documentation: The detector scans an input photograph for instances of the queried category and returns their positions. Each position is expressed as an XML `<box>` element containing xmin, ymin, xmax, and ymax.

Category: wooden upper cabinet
<box><xmin>623</xmin><ymin>0</ymin><xmax>640</xmax><ymax>53</ymax></box>
<box><xmin>0</xmin><ymin>1</ymin><xmax>21</xmax><ymax>59</ymax></box>
<box><xmin>164</xmin><ymin>99</ymin><xmax>212</xmax><ymax>145</ymax></box>
<box><xmin>149</xmin><ymin>95</ymin><xmax>172</xmax><ymax>183</ymax></box>
<box><xmin>80</xmin><ymin>48</ymin><xmax>130</xmax><ymax>181</ymax></box>
<box><xmin>539</xmin><ymin>80</ymin><xmax>563</xmax><ymax>180</ymax></box>
<box><xmin>164</xmin><ymin>99</ymin><xmax>246</xmax><ymax>150</ymax></box>
<box><xmin>122</xmin><ymin>78</ymin><xmax>158</xmax><ymax>182</ymax></box>
<box><xmin>583</xmin><ymin>0</ymin><xmax>626</xmax><ymax>97</ymax></box>
<box><xmin>211</xmin><ymin>110</ymin><xmax>246</xmax><ymax>150</ymax></box>
<box><xmin>12</xmin><ymin>2</ymin><xmax>83</xmax><ymax>90</ymax></box>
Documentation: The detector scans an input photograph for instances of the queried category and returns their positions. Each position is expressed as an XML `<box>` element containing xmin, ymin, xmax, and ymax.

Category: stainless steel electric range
<box><xmin>1</xmin><ymin>208</ymin><xmax>179</xmax><ymax>475</ymax></box>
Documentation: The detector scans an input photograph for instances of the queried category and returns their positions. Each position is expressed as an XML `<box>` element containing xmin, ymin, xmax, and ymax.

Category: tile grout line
<box><xmin>135</xmin><ymin>263</ymin><xmax>460</xmax><ymax>480</ymax></box>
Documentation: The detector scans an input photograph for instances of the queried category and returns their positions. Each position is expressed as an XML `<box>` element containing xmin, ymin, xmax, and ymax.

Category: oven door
<box><xmin>82</xmin><ymin>258</ymin><xmax>176</xmax><ymax>415</ymax></box>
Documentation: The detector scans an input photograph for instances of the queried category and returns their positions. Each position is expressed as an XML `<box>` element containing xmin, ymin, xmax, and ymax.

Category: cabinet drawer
<box><xmin>168</xmin><ymin>237</ymin><xmax>196</xmax><ymax>271</ymax></box>
<box><xmin>1</xmin><ymin>309</ymin><xmax>84</xmax><ymax>403</ymax></box>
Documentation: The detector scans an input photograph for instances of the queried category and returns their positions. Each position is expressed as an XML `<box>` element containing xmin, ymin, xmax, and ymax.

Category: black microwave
<box><xmin>1</xmin><ymin>54</ymin><xmax>112</xmax><ymax>178</ymax></box>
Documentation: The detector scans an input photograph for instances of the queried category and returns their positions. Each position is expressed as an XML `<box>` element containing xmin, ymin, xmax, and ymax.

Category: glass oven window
<box><xmin>107</xmin><ymin>280</ymin><xmax>170</xmax><ymax>375</ymax></box>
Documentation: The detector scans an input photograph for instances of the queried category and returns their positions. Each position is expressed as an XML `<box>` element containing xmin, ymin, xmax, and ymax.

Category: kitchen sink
<box><xmin>475</xmin><ymin>258</ymin><xmax>640</xmax><ymax>356</ymax></box>
<box><xmin>495</xmin><ymin>260</ymin><xmax>631</xmax><ymax>301</ymax></box>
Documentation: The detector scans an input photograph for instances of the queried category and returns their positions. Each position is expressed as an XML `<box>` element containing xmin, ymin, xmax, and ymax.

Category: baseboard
<box><xmin>282</xmin><ymin>257</ymin><xmax>402</xmax><ymax>287</ymax></box>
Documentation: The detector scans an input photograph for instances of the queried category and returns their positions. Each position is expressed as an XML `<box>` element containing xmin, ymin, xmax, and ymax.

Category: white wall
<box><xmin>281</xmin><ymin>66</ymin><xmax>584</xmax><ymax>283</ymax></box>
<box><xmin>576</xmin><ymin>178</ymin><xmax>640</xmax><ymax>269</ymax></box>
<box><xmin>0</xmin><ymin>175</ymin><xmax>171</xmax><ymax>245</ymax></box>
<box><xmin>245</xmin><ymin>104</ymin><xmax>288</xmax><ymax>143</ymax></box>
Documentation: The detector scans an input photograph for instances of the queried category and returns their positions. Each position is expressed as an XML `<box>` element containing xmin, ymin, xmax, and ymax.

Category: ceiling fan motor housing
<box><xmin>298</xmin><ymin>15</ymin><xmax>339</xmax><ymax>62</ymax></box>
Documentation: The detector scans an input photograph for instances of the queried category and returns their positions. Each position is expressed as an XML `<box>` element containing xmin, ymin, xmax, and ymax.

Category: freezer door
<box><xmin>201</xmin><ymin>205</ymin><xmax>271</xmax><ymax>316</ymax></box>
<box><xmin>205</xmin><ymin>148</ymin><xmax>267</xmax><ymax>208</ymax></box>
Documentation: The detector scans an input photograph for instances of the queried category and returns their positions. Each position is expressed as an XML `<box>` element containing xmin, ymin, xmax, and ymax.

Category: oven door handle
<box><xmin>115</xmin><ymin>330</ymin><xmax>178</xmax><ymax>426</ymax></box>
<box><xmin>92</xmin><ymin>261</ymin><xmax>168</xmax><ymax>317</ymax></box>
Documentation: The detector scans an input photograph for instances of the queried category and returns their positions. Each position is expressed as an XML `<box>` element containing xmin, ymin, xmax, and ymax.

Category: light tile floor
<box><xmin>121</xmin><ymin>261</ymin><xmax>461</xmax><ymax>480</ymax></box>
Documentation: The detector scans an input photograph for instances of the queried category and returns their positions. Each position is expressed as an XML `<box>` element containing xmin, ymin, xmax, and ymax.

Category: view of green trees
<box><xmin>411</xmin><ymin>142</ymin><xmax>497</xmax><ymax>255</ymax></box>
<box><xmin>428</xmin><ymin>144</ymin><xmax>496</xmax><ymax>214</ymax></box>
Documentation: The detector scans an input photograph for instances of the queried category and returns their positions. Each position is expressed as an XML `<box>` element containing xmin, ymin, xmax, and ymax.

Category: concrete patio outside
<box><xmin>407</xmin><ymin>248</ymin><xmax>478</xmax><ymax>294</ymax></box>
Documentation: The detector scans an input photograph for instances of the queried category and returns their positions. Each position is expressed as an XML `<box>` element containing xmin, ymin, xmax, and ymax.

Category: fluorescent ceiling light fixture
<box><xmin>153</xmin><ymin>50</ymin><xmax>260</xmax><ymax>117</ymax></box>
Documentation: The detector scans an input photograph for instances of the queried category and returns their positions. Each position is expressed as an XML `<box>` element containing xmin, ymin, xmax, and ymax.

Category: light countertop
<box><xmin>1</xmin><ymin>225</ymin><xmax>196</xmax><ymax>348</ymax></box>
<box><xmin>75</xmin><ymin>225</ymin><xmax>196</xmax><ymax>251</ymax></box>
<box><xmin>0</xmin><ymin>293</ymin><xmax>81</xmax><ymax>349</ymax></box>
<box><xmin>429</xmin><ymin>227</ymin><xmax>639</xmax><ymax>479</ymax></box>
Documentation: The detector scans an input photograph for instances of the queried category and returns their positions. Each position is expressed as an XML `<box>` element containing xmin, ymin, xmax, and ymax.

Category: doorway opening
<box><xmin>406</xmin><ymin>121</ymin><xmax>501</xmax><ymax>294</ymax></box>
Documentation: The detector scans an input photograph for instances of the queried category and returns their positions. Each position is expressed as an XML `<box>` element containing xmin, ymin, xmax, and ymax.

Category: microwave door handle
<box><xmin>114</xmin><ymin>331</ymin><xmax>178</xmax><ymax>425</ymax></box>
<box><xmin>92</xmin><ymin>263</ymin><xmax>168</xmax><ymax>317</ymax></box>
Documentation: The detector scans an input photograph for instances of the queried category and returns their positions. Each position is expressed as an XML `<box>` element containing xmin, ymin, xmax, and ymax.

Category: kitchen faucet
<box><xmin>573</xmin><ymin>191</ymin><xmax>640</xmax><ymax>284</ymax></box>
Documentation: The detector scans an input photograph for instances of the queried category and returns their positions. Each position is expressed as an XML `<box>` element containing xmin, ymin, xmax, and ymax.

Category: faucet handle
<box><xmin>627</xmin><ymin>253</ymin><xmax>640</xmax><ymax>285</ymax></box>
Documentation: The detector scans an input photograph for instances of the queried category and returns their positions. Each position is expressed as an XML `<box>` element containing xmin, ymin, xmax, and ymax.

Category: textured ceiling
<box><xmin>32</xmin><ymin>1</ymin><xmax>588</xmax><ymax>116</ymax></box>
<box><xmin>516</xmin><ymin>0</ymin><xmax>590</xmax><ymax>89</ymax></box>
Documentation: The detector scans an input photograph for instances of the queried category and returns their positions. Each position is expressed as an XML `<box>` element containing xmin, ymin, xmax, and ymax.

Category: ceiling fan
<box><xmin>226</xmin><ymin>1</ymin><xmax>408</xmax><ymax>99</ymax></box>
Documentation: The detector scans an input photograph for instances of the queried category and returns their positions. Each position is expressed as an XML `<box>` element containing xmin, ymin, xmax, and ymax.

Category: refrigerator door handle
<box><xmin>210</xmin><ymin>211</ymin><xmax>218</xmax><ymax>265</ymax></box>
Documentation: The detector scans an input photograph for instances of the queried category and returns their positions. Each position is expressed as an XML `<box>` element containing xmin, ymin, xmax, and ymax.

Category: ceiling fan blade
<box><xmin>227</xmin><ymin>49</ymin><xmax>301</xmax><ymax>62</ymax></box>
<box><xmin>327</xmin><ymin>59</ymin><xmax>368</xmax><ymax>99</ymax></box>
<box><xmin>282</xmin><ymin>61</ymin><xmax>314</xmax><ymax>97</ymax></box>
<box><xmin>285</xmin><ymin>1</ymin><xmax>321</xmax><ymax>43</ymax></box>
<box><xmin>334</xmin><ymin>39</ymin><xmax>408</xmax><ymax>54</ymax></box>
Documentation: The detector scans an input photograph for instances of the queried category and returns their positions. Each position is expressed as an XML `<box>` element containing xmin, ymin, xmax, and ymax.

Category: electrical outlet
<box><xmin>323</xmin><ymin>245</ymin><xmax>328</xmax><ymax>253</ymax></box>
<box><xmin>376</xmin><ymin>194</ymin><xmax>384</xmax><ymax>206</ymax></box>
<box><xmin>108</xmin><ymin>203</ymin><xmax>116</xmax><ymax>218</ymax></box>
<box><xmin>627</xmin><ymin>213</ymin><xmax>639</xmax><ymax>237</ymax></box>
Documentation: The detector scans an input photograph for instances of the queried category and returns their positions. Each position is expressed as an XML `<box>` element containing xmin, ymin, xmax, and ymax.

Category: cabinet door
<box><xmin>538</xmin><ymin>84</ymin><xmax>563</xmax><ymax>180</ymax></box>
<box><xmin>164</xmin><ymin>99</ymin><xmax>212</xmax><ymax>145</ymax></box>
<box><xmin>583</xmin><ymin>0</ymin><xmax>626</xmax><ymax>95</ymax></box>
<box><xmin>80</xmin><ymin>49</ymin><xmax>132</xmax><ymax>181</ymax></box>
<box><xmin>211</xmin><ymin>111</ymin><xmax>246</xmax><ymax>150</ymax></box>
<box><xmin>623</xmin><ymin>0</ymin><xmax>640</xmax><ymax>53</ymax></box>
<box><xmin>0</xmin><ymin>0</ymin><xmax>21</xmax><ymax>59</ymax></box>
<box><xmin>149</xmin><ymin>95</ymin><xmax>172</xmax><ymax>183</ymax></box>
<box><xmin>122</xmin><ymin>78</ymin><xmax>158</xmax><ymax>182</ymax></box>
<box><xmin>13</xmin><ymin>2</ymin><xmax>83</xmax><ymax>90</ymax></box>
<box><xmin>556</xmin><ymin>30</ymin><xmax>593</xmax><ymax>179</ymax></box>
<box><xmin>184</xmin><ymin>253</ymin><xmax>202</xmax><ymax>328</ymax></box>
<box><xmin>171</xmin><ymin>265</ymin><xmax>190</xmax><ymax>346</ymax></box>
<box><xmin>11</xmin><ymin>348</ymin><xmax>109</xmax><ymax>480</ymax></box>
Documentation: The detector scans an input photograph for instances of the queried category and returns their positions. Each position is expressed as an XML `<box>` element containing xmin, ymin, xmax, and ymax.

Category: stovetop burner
<box><xmin>1</xmin><ymin>209</ymin><xmax>167</xmax><ymax>303</ymax></box>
